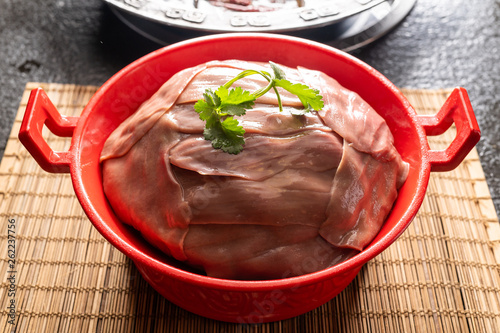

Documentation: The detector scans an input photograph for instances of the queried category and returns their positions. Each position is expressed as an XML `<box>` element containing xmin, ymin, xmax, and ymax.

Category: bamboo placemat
<box><xmin>0</xmin><ymin>82</ymin><xmax>499</xmax><ymax>333</ymax></box>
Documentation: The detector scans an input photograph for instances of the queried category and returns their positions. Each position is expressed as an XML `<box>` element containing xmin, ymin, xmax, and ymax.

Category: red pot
<box><xmin>18</xmin><ymin>33</ymin><xmax>480</xmax><ymax>323</ymax></box>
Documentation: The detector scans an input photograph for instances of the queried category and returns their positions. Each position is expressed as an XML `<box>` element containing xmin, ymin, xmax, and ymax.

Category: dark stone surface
<box><xmin>1</xmin><ymin>0</ymin><xmax>498</xmax><ymax>218</ymax></box>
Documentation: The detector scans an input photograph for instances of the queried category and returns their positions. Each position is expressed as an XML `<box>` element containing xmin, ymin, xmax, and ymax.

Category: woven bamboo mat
<box><xmin>0</xmin><ymin>82</ymin><xmax>499</xmax><ymax>333</ymax></box>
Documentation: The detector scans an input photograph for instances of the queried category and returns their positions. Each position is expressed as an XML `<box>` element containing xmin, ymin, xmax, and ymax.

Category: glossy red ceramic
<box><xmin>18</xmin><ymin>33</ymin><xmax>480</xmax><ymax>323</ymax></box>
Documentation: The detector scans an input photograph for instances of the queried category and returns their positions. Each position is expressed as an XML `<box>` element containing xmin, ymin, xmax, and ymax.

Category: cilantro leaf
<box><xmin>274</xmin><ymin>79</ymin><xmax>324</xmax><ymax>111</ymax></box>
<box><xmin>194</xmin><ymin>89</ymin><xmax>220</xmax><ymax>120</ymax></box>
<box><xmin>194</xmin><ymin>99</ymin><xmax>215</xmax><ymax>121</ymax></box>
<box><xmin>221</xmin><ymin>116</ymin><xmax>245</xmax><ymax>153</ymax></box>
<box><xmin>218</xmin><ymin>86</ymin><xmax>256</xmax><ymax>117</ymax></box>
<box><xmin>269</xmin><ymin>61</ymin><xmax>287</xmax><ymax>80</ymax></box>
<box><xmin>193</xmin><ymin>61</ymin><xmax>324</xmax><ymax>155</ymax></box>
<box><xmin>203</xmin><ymin>116</ymin><xmax>245</xmax><ymax>154</ymax></box>
<box><xmin>203</xmin><ymin>121</ymin><xmax>224</xmax><ymax>148</ymax></box>
<box><xmin>194</xmin><ymin>87</ymin><xmax>249</xmax><ymax>154</ymax></box>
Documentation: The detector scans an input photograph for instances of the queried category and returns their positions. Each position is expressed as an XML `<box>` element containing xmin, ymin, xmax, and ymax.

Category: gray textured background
<box><xmin>1</xmin><ymin>0</ymin><xmax>498</xmax><ymax>218</ymax></box>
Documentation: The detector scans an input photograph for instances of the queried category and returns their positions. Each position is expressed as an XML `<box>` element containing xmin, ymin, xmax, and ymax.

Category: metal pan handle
<box><xmin>18</xmin><ymin>88</ymin><xmax>79</xmax><ymax>173</ymax></box>
<box><xmin>417</xmin><ymin>87</ymin><xmax>481</xmax><ymax>172</ymax></box>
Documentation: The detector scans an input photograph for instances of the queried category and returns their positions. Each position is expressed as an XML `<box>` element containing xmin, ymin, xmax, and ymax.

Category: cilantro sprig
<box><xmin>194</xmin><ymin>62</ymin><xmax>324</xmax><ymax>154</ymax></box>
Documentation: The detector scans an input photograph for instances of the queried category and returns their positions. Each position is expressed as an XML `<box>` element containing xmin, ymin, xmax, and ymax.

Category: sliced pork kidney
<box><xmin>100</xmin><ymin>60</ymin><xmax>408</xmax><ymax>280</ymax></box>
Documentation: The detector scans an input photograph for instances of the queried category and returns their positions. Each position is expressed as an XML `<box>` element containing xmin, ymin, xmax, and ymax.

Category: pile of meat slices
<box><xmin>100</xmin><ymin>60</ymin><xmax>408</xmax><ymax>280</ymax></box>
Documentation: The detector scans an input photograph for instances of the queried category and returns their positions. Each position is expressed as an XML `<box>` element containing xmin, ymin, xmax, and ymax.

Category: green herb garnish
<box><xmin>194</xmin><ymin>62</ymin><xmax>324</xmax><ymax>154</ymax></box>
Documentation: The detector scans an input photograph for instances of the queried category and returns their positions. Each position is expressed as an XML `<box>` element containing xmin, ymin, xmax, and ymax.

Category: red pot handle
<box><xmin>417</xmin><ymin>87</ymin><xmax>481</xmax><ymax>172</ymax></box>
<box><xmin>18</xmin><ymin>88</ymin><xmax>79</xmax><ymax>173</ymax></box>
